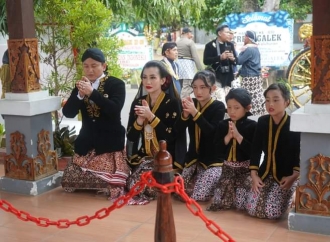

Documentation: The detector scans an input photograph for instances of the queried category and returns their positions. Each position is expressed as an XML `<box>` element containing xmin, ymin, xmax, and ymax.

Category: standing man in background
<box><xmin>203</xmin><ymin>25</ymin><xmax>237</xmax><ymax>104</ymax></box>
<box><xmin>237</xmin><ymin>30</ymin><xmax>266</xmax><ymax>116</ymax></box>
<box><xmin>176</xmin><ymin>27</ymin><xmax>203</xmax><ymax>98</ymax></box>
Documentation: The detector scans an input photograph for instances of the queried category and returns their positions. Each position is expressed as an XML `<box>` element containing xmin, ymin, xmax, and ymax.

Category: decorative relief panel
<box><xmin>34</xmin><ymin>129</ymin><xmax>58</xmax><ymax>180</ymax></box>
<box><xmin>296</xmin><ymin>154</ymin><xmax>330</xmax><ymax>216</ymax></box>
<box><xmin>7</xmin><ymin>38</ymin><xmax>40</xmax><ymax>93</ymax></box>
<box><xmin>311</xmin><ymin>35</ymin><xmax>330</xmax><ymax>104</ymax></box>
<box><xmin>4</xmin><ymin>130</ymin><xmax>58</xmax><ymax>181</ymax></box>
<box><xmin>4</xmin><ymin>131</ymin><xmax>34</xmax><ymax>180</ymax></box>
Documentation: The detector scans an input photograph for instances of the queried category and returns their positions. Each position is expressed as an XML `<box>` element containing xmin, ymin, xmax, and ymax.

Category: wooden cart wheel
<box><xmin>286</xmin><ymin>47</ymin><xmax>312</xmax><ymax>108</ymax></box>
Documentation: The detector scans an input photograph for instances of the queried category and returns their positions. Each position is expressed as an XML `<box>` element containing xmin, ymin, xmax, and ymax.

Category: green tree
<box><xmin>33</xmin><ymin>0</ymin><xmax>122</xmax><ymax>131</ymax></box>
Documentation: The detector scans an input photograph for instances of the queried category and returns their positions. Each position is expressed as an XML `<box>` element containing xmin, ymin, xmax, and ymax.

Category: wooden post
<box><xmin>5</xmin><ymin>0</ymin><xmax>40</xmax><ymax>93</ymax></box>
<box><xmin>153</xmin><ymin>140</ymin><xmax>176</xmax><ymax>242</ymax></box>
<box><xmin>311</xmin><ymin>0</ymin><xmax>330</xmax><ymax>104</ymax></box>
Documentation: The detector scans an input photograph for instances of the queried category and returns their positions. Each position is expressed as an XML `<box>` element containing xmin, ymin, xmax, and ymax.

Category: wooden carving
<box><xmin>296</xmin><ymin>154</ymin><xmax>330</xmax><ymax>216</ymax></box>
<box><xmin>34</xmin><ymin>129</ymin><xmax>58</xmax><ymax>180</ymax></box>
<box><xmin>311</xmin><ymin>35</ymin><xmax>330</xmax><ymax>104</ymax></box>
<box><xmin>4</xmin><ymin>131</ymin><xmax>34</xmax><ymax>180</ymax></box>
<box><xmin>153</xmin><ymin>140</ymin><xmax>176</xmax><ymax>242</ymax></box>
<box><xmin>4</xmin><ymin>130</ymin><xmax>58</xmax><ymax>181</ymax></box>
<box><xmin>7</xmin><ymin>38</ymin><xmax>40</xmax><ymax>93</ymax></box>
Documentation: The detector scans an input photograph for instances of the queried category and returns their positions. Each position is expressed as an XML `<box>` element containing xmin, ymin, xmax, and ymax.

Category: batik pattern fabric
<box><xmin>126</xmin><ymin>157</ymin><xmax>157</xmax><ymax>205</ymax></box>
<box><xmin>245</xmin><ymin>175</ymin><xmax>298</xmax><ymax>219</ymax></box>
<box><xmin>181</xmin><ymin>163</ymin><xmax>222</xmax><ymax>202</ymax></box>
<box><xmin>207</xmin><ymin>160</ymin><xmax>251</xmax><ymax>211</ymax></box>
<box><xmin>241</xmin><ymin>76</ymin><xmax>266</xmax><ymax>116</ymax></box>
<box><xmin>61</xmin><ymin>149</ymin><xmax>130</xmax><ymax>200</ymax></box>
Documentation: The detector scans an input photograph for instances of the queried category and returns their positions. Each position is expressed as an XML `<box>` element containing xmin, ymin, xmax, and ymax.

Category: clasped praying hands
<box><xmin>76</xmin><ymin>76</ymin><xmax>93</xmax><ymax>97</ymax></box>
<box><xmin>182</xmin><ymin>96</ymin><xmax>198</xmax><ymax>118</ymax></box>
<box><xmin>135</xmin><ymin>99</ymin><xmax>155</xmax><ymax>125</ymax></box>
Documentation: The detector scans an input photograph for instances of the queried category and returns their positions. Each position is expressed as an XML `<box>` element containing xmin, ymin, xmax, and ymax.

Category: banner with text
<box><xmin>224</xmin><ymin>11</ymin><xmax>293</xmax><ymax>67</ymax></box>
<box><xmin>109</xmin><ymin>23</ymin><xmax>153</xmax><ymax>69</ymax></box>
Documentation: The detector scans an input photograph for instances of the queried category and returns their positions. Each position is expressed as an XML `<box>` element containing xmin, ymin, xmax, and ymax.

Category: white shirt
<box><xmin>77</xmin><ymin>74</ymin><xmax>105</xmax><ymax>100</ymax></box>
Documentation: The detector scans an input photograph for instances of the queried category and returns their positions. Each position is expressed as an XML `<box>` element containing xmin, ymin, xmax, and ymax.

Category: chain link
<box><xmin>0</xmin><ymin>171</ymin><xmax>235</xmax><ymax>241</ymax></box>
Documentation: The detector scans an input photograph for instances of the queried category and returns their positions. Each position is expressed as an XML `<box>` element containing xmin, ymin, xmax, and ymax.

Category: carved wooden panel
<box><xmin>4</xmin><ymin>131</ymin><xmax>34</xmax><ymax>180</ymax></box>
<box><xmin>7</xmin><ymin>38</ymin><xmax>40</xmax><ymax>93</ymax></box>
<box><xmin>311</xmin><ymin>35</ymin><xmax>330</xmax><ymax>104</ymax></box>
<box><xmin>4</xmin><ymin>130</ymin><xmax>58</xmax><ymax>181</ymax></box>
<box><xmin>296</xmin><ymin>154</ymin><xmax>330</xmax><ymax>216</ymax></box>
<box><xmin>34</xmin><ymin>129</ymin><xmax>58</xmax><ymax>180</ymax></box>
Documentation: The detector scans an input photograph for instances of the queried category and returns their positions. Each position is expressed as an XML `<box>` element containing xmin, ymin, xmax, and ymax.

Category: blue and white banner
<box><xmin>224</xmin><ymin>11</ymin><xmax>293</xmax><ymax>67</ymax></box>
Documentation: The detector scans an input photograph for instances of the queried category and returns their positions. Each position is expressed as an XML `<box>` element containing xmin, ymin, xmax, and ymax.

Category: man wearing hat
<box><xmin>61</xmin><ymin>47</ymin><xmax>130</xmax><ymax>200</ymax></box>
<box><xmin>237</xmin><ymin>30</ymin><xmax>266</xmax><ymax>116</ymax></box>
<box><xmin>176</xmin><ymin>27</ymin><xmax>203</xmax><ymax>98</ymax></box>
<box><xmin>203</xmin><ymin>24</ymin><xmax>237</xmax><ymax>102</ymax></box>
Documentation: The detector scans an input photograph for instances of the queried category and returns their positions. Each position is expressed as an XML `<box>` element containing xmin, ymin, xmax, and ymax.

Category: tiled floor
<box><xmin>0</xmin><ymin>164</ymin><xmax>329</xmax><ymax>242</ymax></box>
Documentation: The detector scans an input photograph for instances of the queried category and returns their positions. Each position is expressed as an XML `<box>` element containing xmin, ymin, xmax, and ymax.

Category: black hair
<box><xmin>137</xmin><ymin>60</ymin><xmax>179</xmax><ymax>99</ymax></box>
<box><xmin>263</xmin><ymin>83</ymin><xmax>290</xmax><ymax>102</ymax></box>
<box><xmin>226</xmin><ymin>88</ymin><xmax>252</xmax><ymax>109</ymax></box>
<box><xmin>161</xmin><ymin>42</ymin><xmax>177</xmax><ymax>56</ymax></box>
<box><xmin>216</xmin><ymin>24</ymin><xmax>229</xmax><ymax>35</ymax></box>
<box><xmin>191</xmin><ymin>70</ymin><xmax>216</xmax><ymax>91</ymax></box>
<box><xmin>140</xmin><ymin>60</ymin><xmax>170</xmax><ymax>80</ymax></box>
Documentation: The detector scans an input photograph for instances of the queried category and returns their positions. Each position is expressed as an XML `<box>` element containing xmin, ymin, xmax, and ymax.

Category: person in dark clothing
<box><xmin>207</xmin><ymin>88</ymin><xmax>256</xmax><ymax>211</ymax></box>
<box><xmin>203</xmin><ymin>25</ymin><xmax>237</xmax><ymax>91</ymax></box>
<box><xmin>245</xmin><ymin>83</ymin><xmax>300</xmax><ymax>219</ymax></box>
<box><xmin>126</xmin><ymin>60</ymin><xmax>183</xmax><ymax>205</ymax></box>
<box><xmin>61</xmin><ymin>48</ymin><xmax>130</xmax><ymax>200</ymax></box>
<box><xmin>175</xmin><ymin>70</ymin><xmax>225</xmax><ymax>202</ymax></box>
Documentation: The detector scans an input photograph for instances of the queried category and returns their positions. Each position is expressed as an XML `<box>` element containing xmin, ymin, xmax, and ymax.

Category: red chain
<box><xmin>0</xmin><ymin>171</ymin><xmax>235</xmax><ymax>242</ymax></box>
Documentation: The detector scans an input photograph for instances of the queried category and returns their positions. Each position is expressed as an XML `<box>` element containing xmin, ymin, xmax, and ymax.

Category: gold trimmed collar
<box><xmin>261</xmin><ymin>113</ymin><xmax>288</xmax><ymax>182</ymax></box>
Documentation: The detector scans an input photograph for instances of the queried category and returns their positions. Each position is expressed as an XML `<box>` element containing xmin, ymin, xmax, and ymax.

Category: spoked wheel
<box><xmin>286</xmin><ymin>47</ymin><xmax>312</xmax><ymax>108</ymax></box>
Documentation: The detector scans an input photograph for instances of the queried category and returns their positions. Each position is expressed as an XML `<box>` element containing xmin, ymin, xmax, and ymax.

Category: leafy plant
<box><xmin>33</xmin><ymin>0</ymin><xmax>123</xmax><ymax>132</ymax></box>
<box><xmin>53</xmin><ymin>126</ymin><xmax>77</xmax><ymax>157</ymax></box>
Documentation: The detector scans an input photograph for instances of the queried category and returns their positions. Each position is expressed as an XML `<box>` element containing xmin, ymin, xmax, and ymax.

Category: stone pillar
<box><xmin>289</xmin><ymin>105</ymin><xmax>330</xmax><ymax>235</ymax></box>
<box><xmin>0</xmin><ymin>0</ymin><xmax>62</xmax><ymax>195</ymax></box>
<box><xmin>289</xmin><ymin>0</ymin><xmax>330</xmax><ymax>235</ymax></box>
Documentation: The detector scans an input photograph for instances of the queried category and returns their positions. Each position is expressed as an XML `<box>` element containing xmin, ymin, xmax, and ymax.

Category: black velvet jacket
<box><xmin>175</xmin><ymin>98</ymin><xmax>225</xmax><ymax>168</ymax></box>
<box><xmin>215</xmin><ymin>116</ymin><xmax>257</xmax><ymax>163</ymax></box>
<box><xmin>62</xmin><ymin>76</ymin><xmax>126</xmax><ymax>156</ymax></box>
<box><xmin>126</xmin><ymin>92</ymin><xmax>182</xmax><ymax>168</ymax></box>
<box><xmin>249</xmin><ymin>114</ymin><xmax>301</xmax><ymax>183</ymax></box>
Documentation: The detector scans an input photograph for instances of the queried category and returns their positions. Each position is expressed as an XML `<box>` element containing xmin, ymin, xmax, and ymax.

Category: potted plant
<box><xmin>53</xmin><ymin>126</ymin><xmax>77</xmax><ymax>158</ymax></box>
